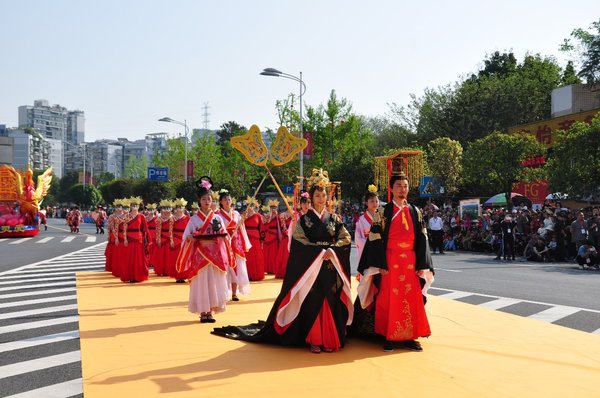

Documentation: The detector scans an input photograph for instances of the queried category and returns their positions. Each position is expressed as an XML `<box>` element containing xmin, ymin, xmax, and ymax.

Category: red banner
<box><xmin>303</xmin><ymin>131</ymin><xmax>313</xmax><ymax>160</ymax></box>
<box><xmin>512</xmin><ymin>181</ymin><xmax>550</xmax><ymax>205</ymax></box>
<box><xmin>187</xmin><ymin>160</ymin><xmax>194</xmax><ymax>179</ymax></box>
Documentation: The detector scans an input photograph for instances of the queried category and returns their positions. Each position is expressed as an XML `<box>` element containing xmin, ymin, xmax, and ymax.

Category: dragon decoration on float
<box><xmin>0</xmin><ymin>165</ymin><xmax>52</xmax><ymax>237</ymax></box>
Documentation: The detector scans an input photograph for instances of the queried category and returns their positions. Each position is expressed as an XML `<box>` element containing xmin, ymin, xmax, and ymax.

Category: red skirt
<box><xmin>275</xmin><ymin>235</ymin><xmax>290</xmax><ymax>279</ymax></box>
<box><xmin>104</xmin><ymin>242</ymin><xmax>114</xmax><ymax>272</ymax></box>
<box><xmin>263</xmin><ymin>239</ymin><xmax>279</xmax><ymax>274</ymax></box>
<box><xmin>246</xmin><ymin>238</ymin><xmax>265</xmax><ymax>281</ymax></box>
<box><xmin>120</xmin><ymin>241</ymin><xmax>149</xmax><ymax>283</ymax></box>
<box><xmin>374</xmin><ymin>243</ymin><xmax>431</xmax><ymax>341</ymax></box>
<box><xmin>152</xmin><ymin>244</ymin><xmax>170</xmax><ymax>276</ymax></box>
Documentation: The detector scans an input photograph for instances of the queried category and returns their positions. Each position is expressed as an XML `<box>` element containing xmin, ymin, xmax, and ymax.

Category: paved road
<box><xmin>1</xmin><ymin>241</ymin><xmax>598</xmax><ymax>397</ymax></box>
<box><xmin>0</xmin><ymin>218</ymin><xmax>104</xmax><ymax>272</ymax></box>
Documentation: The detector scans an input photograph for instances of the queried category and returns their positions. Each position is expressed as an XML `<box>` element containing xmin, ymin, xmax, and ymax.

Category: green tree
<box><xmin>96</xmin><ymin>171</ymin><xmax>115</xmax><ymax>186</ymax></box>
<box><xmin>392</xmin><ymin>52</ymin><xmax>563</xmax><ymax>146</ymax></box>
<box><xmin>69</xmin><ymin>184</ymin><xmax>102</xmax><ymax>208</ymax></box>
<box><xmin>58</xmin><ymin>171</ymin><xmax>80</xmax><ymax>203</ymax></box>
<box><xmin>131</xmin><ymin>180</ymin><xmax>173</xmax><ymax>205</ymax></box>
<box><xmin>99</xmin><ymin>179</ymin><xmax>134</xmax><ymax>205</ymax></box>
<box><xmin>152</xmin><ymin>137</ymin><xmax>186</xmax><ymax>181</ymax></box>
<box><xmin>462</xmin><ymin>132</ymin><xmax>545</xmax><ymax>209</ymax></box>
<box><xmin>368</xmin><ymin>116</ymin><xmax>417</xmax><ymax>156</ymax></box>
<box><xmin>561</xmin><ymin>18</ymin><xmax>600</xmax><ymax>86</ymax></box>
<box><xmin>546</xmin><ymin>114</ymin><xmax>600</xmax><ymax>197</ymax></box>
<box><xmin>560</xmin><ymin>61</ymin><xmax>582</xmax><ymax>86</ymax></box>
<box><xmin>426</xmin><ymin>137</ymin><xmax>463</xmax><ymax>196</ymax></box>
<box><xmin>124</xmin><ymin>155</ymin><xmax>148</xmax><ymax>179</ymax></box>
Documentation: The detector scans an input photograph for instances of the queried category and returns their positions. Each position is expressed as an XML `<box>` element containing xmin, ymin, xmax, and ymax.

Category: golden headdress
<box><xmin>211</xmin><ymin>191</ymin><xmax>220</xmax><ymax>201</ymax></box>
<box><xmin>173</xmin><ymin>198</ymin><xmax>188</xmax><ymax>208</ymax></box>
<box><xmin>306</xmin><ymin>168</ymin><xmax>331</xmax><ymax>191</ymax></box>
<box><xmin>283</xmin><ymin>195</ymin><xmax>294</xmax><ymax>206</ymax></box>
<box><xmin>268</xmin><ymin>198</ymin><xmax>280</xmax><ymax>207</ymax></box>
<box><xmin>190</xmin><ymin>202</ymin><xmax>199</xmax><ymax>209</ymax></box>
<box><xmin>159</xmin><ymin>199</ymin><xmax>174</xmax><ymax>209</ymax></box>
<box><xmin>246</xmin><ymin>196</ymin><xmax>259</xmax><ymax>208</ymax></box>
<box><xmin>261</xmin><ymin>205</ymin><xmax>269</xmax><ymax>213</ymax></box>
<box><xmin>146</xmin><ymin>203</ymin><xmax>157</xmax><ymax>210</ymax></box>
<box><xmin>367</xmin><ymin>184</ymin><xmax>378</xmax><ymax>193</ymax></box>
<box><xmin>121</xmin><ymin>198</ymin><xmax>131</xmax><ymax>207</ymax></box>
<box><xmin>113</xmin><ymin>198</ymin><xmax>123</xmax><ymax>207</ymax></box>
<box><xmin>128</xmin><ymin>196</ymin><xmax>143</xmax><ymax>206</ymax></box>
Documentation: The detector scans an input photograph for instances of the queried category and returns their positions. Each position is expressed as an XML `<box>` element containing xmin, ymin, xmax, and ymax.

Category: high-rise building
<box><xmin>87</xmin><ymin>141</ymin><xmax>123</xmax><ymax>179</ymax></box>
<box><xmin>5</xmin><ymin>128</ymin><xmax>51</xmax><ymax>172</ymax></box>
<box><xmin>67</xmin><ymin>110</ymin><xmax>85</xmax><ymax>146</ymax></box>
<box><xmin>18</xmin><ymin>100</ymin><xmax>68</xmax><ymax>141</ymax></box>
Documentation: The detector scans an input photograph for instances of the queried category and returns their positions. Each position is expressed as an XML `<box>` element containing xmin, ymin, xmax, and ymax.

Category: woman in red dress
<box><xmin>153</xmin><ymin>200</ymin><xmax>174</xmax><ymax>277</ymax></box>
<box><xmin>169</xmin><ymin>198</ymin><xmax>190</xmax><ymax>283</ymax></box>
<box><xmin>104</xmin><ymin>199</ymin><xmax>123</xmax><ymax>273</ymax></box>
<box><xmin>112</xmin><ymin>201</ymin><xmax>129</xmax><ymax>279</ymax></box>
<box><xmin>120</xmin><ymin>197</ymin><xmax>150</xmax><ymax>283</ymax></box>
<box><xmin>244</xmin><ymin>197</ymin><xmax>265</xmax><ymax>281</ymax></box>
<box><xmin>262</xmin><ymin>199</ymin><xmax>280</xmax><ymax>274</ymax></box>
<box><xmin>144</xmin><ymin>203</ymin><xmax>158</xmax><ymax>270</ymax></box>
<box><xmin>275</xmin><ymin>199</ymin><xmax>293</xmax><ymax>279</ymax></box>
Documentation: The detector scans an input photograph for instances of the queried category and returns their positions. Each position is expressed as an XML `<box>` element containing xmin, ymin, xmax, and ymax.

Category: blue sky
<box><xmin>0</xmin><ymin>1</ymin><xmax>597</xmax><ymax>142</ymax></box>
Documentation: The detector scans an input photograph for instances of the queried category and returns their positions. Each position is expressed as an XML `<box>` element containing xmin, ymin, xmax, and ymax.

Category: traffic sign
<box><xmin>148</xmin><ymin>167</ymin><xmax>169</xmax><ymax>182</ymax></box>
<box><xmin>282</xmin><ymin>185</ymin><xmax>294</xmax><ymax>194</ymax></box>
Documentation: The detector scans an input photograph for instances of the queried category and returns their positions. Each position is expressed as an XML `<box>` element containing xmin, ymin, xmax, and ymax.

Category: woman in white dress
<box><xmin>217</xmin><ymin>189</ymin><xmax>251</xmax><ymax>301</ymax></box>
<box><xmin>177</xmin><ymin>176</ymin><xmax>234</xmax><ymax>323</ymax></box>
<box><xmin>354</xmin><ymin>184</ymin><xmax>381</xmax><ymax>261</ymax></box>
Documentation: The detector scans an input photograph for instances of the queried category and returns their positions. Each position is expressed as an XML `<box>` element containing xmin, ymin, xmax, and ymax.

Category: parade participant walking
<box><xmin>217</xmin><ymin>189</ymin><xmax>251</xmax><ymax>300</ymax></box>
<box><xmin>176</xmin><ymin>176</ymin><xmax>233</xmax><ymax>323</ymax></box>
<box><xmin>243</xmin><ymin>197</ymin><xmax>266</xmax><ymax>281</ymax></box>
<box><xmin>112</xmin><ymin>199</ymin><xmax>130</xmax><ymax>278</ymax></box>
<box><xmin>104</xmin><ymin>199</ymin><xmax>123</xmax><ymax>273</ymax></box>
<box><xmin>120</xmin><ymin>197</ymin><xmax>150</xmax><ymax>283</ymax></box>
<box><xmin>69</xmin><ymin>206</ymin><xmax>82</xmax><ymax>233</ymax></box>
<box><xmin>153</xmin><ymin>200</ymin><xmax>174</xmax><ymax>277</ymax></box>
<box><xmin>169</xmin><ymin>198</ymin><xmax>190</xmax><ymax>283</ymax></box>
<box><xmin>355</xmin><ymin>173</ymin><xmax>433</xmax><ymax>352</ymax></box>
<box><xmin>144</xmin><ymin>203</ymin><xmax>158</xmax><ymax>268</ymax></box>
<box><xmin>95</xmin><ymin>205</ymin><xmax>107</xmax><ymax>234</ymax></box>
<box><xmin>262</xmin><ymin>199</ymin><xmax>281</xmax><ymax>274</ymax></box>
<box><xmin>355</xmin><ymin>184</ymin><xmax>380</xmax><ymax>261</ymax></box>
<box><xmin>275</xmin><ymin>197</ymin><xmax>293</xmax><ymax>279</ymax></box>
<box><xmin>213</xmin><ymin>169</ymin><xmax>353</xmax><ymax>354</ymax></box>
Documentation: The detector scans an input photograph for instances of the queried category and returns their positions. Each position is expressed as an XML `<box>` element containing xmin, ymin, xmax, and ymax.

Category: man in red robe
<box><xmin>354</xmin><ymin>173</ymin><xmax>434</xmax><ymax>352</ymax></box>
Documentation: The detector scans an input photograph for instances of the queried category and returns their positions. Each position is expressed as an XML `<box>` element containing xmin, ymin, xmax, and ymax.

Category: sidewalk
<box><xmin>77</xmin><ymin>272</ymin><xmax>600</xmax><ymax>397</ymax></box>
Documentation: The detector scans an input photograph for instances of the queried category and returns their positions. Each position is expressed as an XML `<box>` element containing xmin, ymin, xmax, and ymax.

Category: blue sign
<box><xmin>420</xmin><ymin>176</ymin><xmax>443</xmax><ymax>197</ymax></box>
<box><xmin>148</xmin><ymin>167</ymin><xmax>169</xmax><ymax>182</ymax></box>
<box><xmin>282</xmin><ymin>185</ymin><xmax>294</xmax><ymax>194</ymax></box>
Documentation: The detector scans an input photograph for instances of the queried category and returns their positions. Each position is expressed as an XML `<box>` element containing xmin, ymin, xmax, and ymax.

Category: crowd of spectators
<box><xmin>339</xmin><ymin>199</ymin><xmax>600</xmax><ymax>270</ymax></box>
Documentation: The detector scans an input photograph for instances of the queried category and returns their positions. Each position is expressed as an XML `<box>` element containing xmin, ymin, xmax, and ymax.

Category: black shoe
<box><xmin>176</xmin><ymin>279</ymin><xmax>186</xmax><ymax>283</ymax></box>
<box><xmin>231</xmin><ymin>295</ymin><xmax>240</xmax><ymax>301</ymax></box>
<box><xmin>494</xmin><ymin>257</ymin><xmax>501</xmax><ymax>260</ymax></box>
<box><xmin>383</xmin><ymin>340</ymin><xmax>394</xmax><ymax>352</ymax></box>
<box><xmin>401</xmin><ymin>340</ymin><xmax>423</xmax><ymax>352</ymax></box>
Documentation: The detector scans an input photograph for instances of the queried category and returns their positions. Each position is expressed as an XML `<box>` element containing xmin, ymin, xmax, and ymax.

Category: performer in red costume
<box><xmin>104</xmin><ymin>199</ymin><xmax>122</xmax><ymax>273</ymax></box>
<box><xmin>177</xmin><ymin>176</ymin><xmax>234</xmax><ymax>323</ymax></box>
<box><xmin>169</xmin><ymin>198</ymin><xmax>190</xmax><ymax>283</ymax></box>
<box><xmin>275</xmin><ymin>197</ymin><xmax>294</xmax><ymax>279</ymax></box>
<box><xmin>354</xmin><ymin>173</ymin><xmax>434</xmax><ymax>352</ymax></box>
<box><xmin>217</xmin><ymin>189</ymin><xmax>251</xmax><ymax>300</ymax></box>
<box><xmin>120</xmin><ymin>197</ymin><xmax>150</xmax><ymax>283</ymax></box>
<box><xmin>153</xmin><ymin>200</ymin><xmax>174</xmax><ymax>277</ymax></box>
<box><xmin>144</xmin><ymin>203</ymin><xmax>158</xmax><ymax>269</ymax></box>
<box><xmin>111</xmin><ymin>200</ymin><xmax>129</xmax><ymax>278</ymax></box>
<box><xmin>262</xmin><ymin>199</ymin><xmax>280</xmax><ymax>274</ymax></box>
<box><xmin>243</xmin><ymin>197</ymin><xmax>265</xmax><ymax>281</ymax></box>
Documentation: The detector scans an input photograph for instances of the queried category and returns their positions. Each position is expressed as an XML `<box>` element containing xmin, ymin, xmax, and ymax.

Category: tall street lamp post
<box><xmin>159</xmin><ymin>117</ymin><xmax>189</xmax><ymax>181</ymax></box>
<box><xmin>260</xmin><ymin>68</ymin><xmax>306</xmax><ymax>189</ymax></box>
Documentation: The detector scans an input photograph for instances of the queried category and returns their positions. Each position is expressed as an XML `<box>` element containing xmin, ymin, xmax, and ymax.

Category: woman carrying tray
<box><xmin>176</xmin><ymin>176</ymin><xmax>235</xmax><ymax>323</ymax></box>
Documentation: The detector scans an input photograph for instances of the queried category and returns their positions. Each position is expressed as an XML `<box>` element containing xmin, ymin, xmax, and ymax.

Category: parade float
<box><xmin>0</xmin><ymin>165</ymin><xmax>52</xmax><ymax>238</ymax></box>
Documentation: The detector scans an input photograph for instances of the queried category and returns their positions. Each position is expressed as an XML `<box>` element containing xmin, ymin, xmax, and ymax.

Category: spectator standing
<box><xmin>428</xmin><ymin>210</ymin><xmax>444</xmax><ymax>254</ymax></box>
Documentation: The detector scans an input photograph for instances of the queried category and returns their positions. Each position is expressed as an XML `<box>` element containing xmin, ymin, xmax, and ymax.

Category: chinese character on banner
<box><xmin>557</xmin><ymin>120</ymin><xmax>576</xmax><ymax>131</ymax></box>
<box><xmin>535</xmin><ymin>125</ymin><xmax>553</xmax><ymax>146</ymax></box>
<box><xmin>303</xmin><ymin>131</ymin><xmax>313</xmax><ymax>160</ymax></box>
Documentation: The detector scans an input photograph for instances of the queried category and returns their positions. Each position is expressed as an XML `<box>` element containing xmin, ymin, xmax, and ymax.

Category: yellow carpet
<box><xmin>77</xmin><ymin>272</ymin><xmax>600</xmax><ymax>397</ymax></box>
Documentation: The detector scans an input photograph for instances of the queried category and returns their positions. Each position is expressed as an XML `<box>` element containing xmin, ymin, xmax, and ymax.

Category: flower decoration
<box><xmin>368</xmin><ymin>184</ymin><xmax>378</xmax><ymax>193</ymax></box>
<box><xmin>300</xmin><ymin>192</ymin><xmax>310</xmax><ymax>199</ymax></box>
<box><xmin>219</xmin><ymin>189</ymin><xmax>229</xmax><ymax>195</ymax></box>
<box><xmin>306</xmin><ymin>168</ymin><xmax>331</xmax><ymax>191</ymax></box>
<box><xmin>200</xmin><ymin>180</ymin><xmax>212</xmax><ymax>190</ymax></box>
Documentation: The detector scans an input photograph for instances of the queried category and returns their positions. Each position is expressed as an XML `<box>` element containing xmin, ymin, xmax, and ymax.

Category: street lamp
<box><xmin>158</xmin><ymin>117</ymin><xmax>189</xmax><ymax>181</ymax></box>
<box><xmin>260</xmin><ymin>68</ymin><xmax>307</xmax><ymax>189</ymax></box>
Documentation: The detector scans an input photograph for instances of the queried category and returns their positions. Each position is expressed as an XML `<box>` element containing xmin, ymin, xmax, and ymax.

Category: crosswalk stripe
<box><xmin>85</xmin><ymin>236</ymin><xmax>96</xmax><ymax>242</ymax></box>
<box><xmin>528</xmin><ymin>306</ymin><xmax>581</xmax><ymax>323</ymax></box>
<box><xmin>0</xmin><ymin>315</ymin><xmax>79</xmax><ymax>334</ymax></box>
<box><xmin>438</xmin><ymin>291</ymin><xmax>473</xmax><ymax>300</ymax></box>
<box><xmin>479</xmin><ymin>297</ymin><xmax>521</xmax><ymax>310</ymax></box>
<box><xmin>15</xmin><ymin>265</ymin><xmax>104</xmax><ymax>275</ymax></box>
<box><xmin>0</xmin><ymin>351</ymin><xmax>81</xmax><ymax>379</ymax></box>
<box><xmin>593</xmin><ymin>328</ymin><xmax>600</xmax><ymax>334</ymax></box>
<box><xmin>0</xmin><ymin>275</ymin><xmax>74</xmax><ymax>286</ymax></box>
<box><xmin>8</xmin><ymin>238</ymin><xmax>33</xmax><ymax>245</ymax></box>
<box><xmin>0</xmin><ymin>294</ymin><xmax>77</xmax><ymax>309</ymax></box>
<box><xmin>3</xmin><ymin>378</ymin><xmax>82</xmax><ymax>398</ymax></box>
<box><xmin>0</xmin><ymin>281</ymin><xmax>75</xmax><ymax>293</ymax></box>
<box><xmin>36</xmin><ymin>237</ymin><xmax>54</xmax><ymax>243</ymax></box>
<box><xmin>0</xmin><ymin>304</ymin><xmax>78</xmax><ymax>320</ymax></box>
<box><xmin>0</xmin><ymin>287</ymin><xmax>76</xmax><ymax>300</ymax></box>
<box><xmin>61</xmin><ymin>236</ymin><xmax>76</xmax><ymax>243</ymax></box>
<box><xmin>1</xmin><ymin>268</ymin><xmax>101</xmax><ymax>279</ymax></box>
<box><xmin>0</xmin><ymin>330</ymin><xmax>80</xmax><ymax>353</ymax></box>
